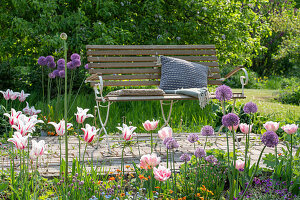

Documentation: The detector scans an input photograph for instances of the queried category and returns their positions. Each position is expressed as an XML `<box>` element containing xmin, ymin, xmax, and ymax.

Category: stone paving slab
<box><xmin>0</xmin><ymin>133</ymin><xmax>289</xmax><ymax>177</ymax></box>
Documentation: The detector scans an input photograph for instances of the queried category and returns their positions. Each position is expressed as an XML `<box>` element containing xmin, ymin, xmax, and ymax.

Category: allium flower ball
<box><xmin>235</xmin><ymin>159</ymin><xmax>245</xmax><ymax>171</ymax></box>
<box><xmin>281</xmin><ymin>124</ymin><xmax>298</xmax><ymax>135</ymax></box>
<box><xmin>48</xmin><ymin>61</ymin><xmax>56</xmax><ymax>69</ymax></box>
<box><xmin>201</xmin><ymin>125</ymin><xmax>214</xmax><ymax>136</ymax></box>
<box><xmin>222</xmin><ymin>113</ymin><xmax>240</xmax><ymax>127</ymax></box>
<box><xmin>163</xmin><ymin>137</ymin><xmax>173</xmax><ymax>146</ymax></box>
<box><xmin>45</xmin><ymin>55</ymin><xmax>54</xmax><ymax>64</ymax></box>
<box><xmin>243</xmin><ymin>102</ymin><xmax>258</xmax><ymax>114</ymax></box>
<box><xmin>59</xmin><ymin>70</ymin><xmax>65</xmax><ymax>78</ymax></box>
<box><xmin>72</xmin><ymin>59</ymin><xmax>81</xmax><ymax>67</ymax></box>
<box><xmin>166</xmin><ymin>138</ymin><xmax>179</xmax><ymax>150</ymax></box>
<box><xmin>261</xmin><ymin>131</ymin><xmax>279</xmax><ymax>148</ymax></box>
<box><xmin>67</xmin><ymin>61</ymin><xmax>74</xmax><ymax>70</ymax></box>
<box><xmin>38</xmin><ymin>56</ymin><xmax>47</xmax><ymax>66</ymax></box>
<box><xmin>187</xmin><ymin>133</ymin><xmax>199</xmax><ymax>143</ymax></box>
<box><xmin>71</xmin><ymin>53</ymin><xmax>80</xmax><ymax>61</ymax></box>
<box><xmin>53</xmin><ymin>70</ymin><xmax>60</xmax><ymax>77</ymax></box>
<box><xmin>57</xmin><ymin>58</ymin><xmax>65</xmax><ymax>66</ymax></box>
<box><xmin>205</xmin><ymin>155</ymin><xmax>218</xmax><ymax>164</ymax></box>
<box><xmin>60</xmin><ymin>33</ymin><xmax>67</xmax><ymax>40</ymax></box>
<box><xmin>140</xmin><ymin>153</ymin><xmax>160</xmax><ymax>170</ymax></box>
<box><xmin>215</xmin><ymin>85</ymin><xmax>233</xmax><ymax>101</ymax></box>
<box><xmin>84</xmin><ymin>64</ymin><xmax>89</xmax><ymax>69</ymax></box>
<box><xmin>194</xmin><ymin>148</ymin><xmax>206</xmax><ymax>158</ymax></box>
<box><xmin>48</xmin><ymin>72</ymin><xmax>55</xmax><ymax>79</ymax></box>
<box><xmin>263</xmin><ymin>121</ymin><xmax>280</xmax><ymax>132</ymax></box>
<box><xmin>180</xmin><ymin>153</ymin><xmax>191</xmax><ymax>162</ymax></box>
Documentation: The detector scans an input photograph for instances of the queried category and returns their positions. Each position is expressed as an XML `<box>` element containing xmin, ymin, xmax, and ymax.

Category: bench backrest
<box><xmin>86</xmin><ymin>45</ymin><xmax>222</xmax><ymax>87</ymax></box>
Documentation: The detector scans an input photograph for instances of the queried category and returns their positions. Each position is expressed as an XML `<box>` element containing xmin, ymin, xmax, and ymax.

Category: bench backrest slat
<box><xmin>86</xmin><ymin>45</ymin><xmax>221</xmax><ymax>87</ymax></box>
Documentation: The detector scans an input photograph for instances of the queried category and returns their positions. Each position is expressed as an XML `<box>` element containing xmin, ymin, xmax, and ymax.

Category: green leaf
<box><xmin>0</xmin><ymin>182</ymin><xmax>8</xmax><ymax>192</ymax></box>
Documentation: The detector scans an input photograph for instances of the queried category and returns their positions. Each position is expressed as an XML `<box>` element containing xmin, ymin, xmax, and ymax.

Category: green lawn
<box><xmin>232</xmin><ymin>89</ymin><xmax>300</xmax><ymax>121</ymax></box>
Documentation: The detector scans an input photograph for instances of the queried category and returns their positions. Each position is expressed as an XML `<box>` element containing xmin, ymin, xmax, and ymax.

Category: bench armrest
<box><xmin>218</xmin><ymin>66</ymin><xmax>249</xmax><ymax>96</ymax></box>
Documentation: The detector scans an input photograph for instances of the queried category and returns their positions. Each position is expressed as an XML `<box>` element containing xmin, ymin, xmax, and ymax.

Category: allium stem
<box><xmin>240</xmin><ymin>145</ymin><xmax>266</xmax><ymax>200</ymax></box>
<box><xmin>63</xmin><ymin>38</ymin><xmax>68</xmax><ymax>182</ymax></box>
<box><xmin>204</xmin><ymin>136</ymin><xmax>208</xmax><ymax>150</ymax></box>
<box><xmin>166</xmin><ymin>148</ymin><xmax>169</xmax><ymax>168</ymax></box>
<box><xmin>42</xmin><ymin>66</ymin><xmax>45</xmax><ymax>102</ymax></box>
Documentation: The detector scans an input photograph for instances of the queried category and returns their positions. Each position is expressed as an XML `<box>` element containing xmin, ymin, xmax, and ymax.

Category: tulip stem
<box><xmin>121</xmin><ymin>143</ymin><xmax>125</xmax><ymax>176</ymax></box>
<box><xmin>166</xmin><ymin>148</ymin><xmax>168</xmax><ymax>168</ymax></box>
<box><xmin>81</xmin><ymin>143</ymin><xmax>88</xmax><ymax>178</ymax></box>
<box><xmin>151</xmin><ymin>131</ymin><xmax>153</xmax><ymax>153</ymax></box>
<box><xmin>172</xmin><ymin>150</ymin><xmax>177</xmax><ymax>198</ymax></box>
<box><xmin>289</xmin><ymin>134</ymin><xmax>293</xmax><ymax>187</ymax></box>
<box><xmin>59</xmin><ymin>136</ymin><xmax>62</xmax><ymax>178</ymax></box>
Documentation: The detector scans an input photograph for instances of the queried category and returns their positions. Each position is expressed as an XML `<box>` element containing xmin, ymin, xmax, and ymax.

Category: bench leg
<box><xmin>232</xmin><ymin>98</ymin><xmax>237</xmax><ymax>113</ymax></box>
<box><xmin>160</xmin><ymin>100</ymin><xmax>174</xmax><ymax>128</ymax></box>
<box><xmin>95</xmin><ymin>101</ymin><xmax>111</xmax><ymax>153</ymax></box>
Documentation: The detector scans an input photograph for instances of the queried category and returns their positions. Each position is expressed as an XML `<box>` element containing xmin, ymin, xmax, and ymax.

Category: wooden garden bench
<box><xmin>85</xmin><ymin>45</ymin><xmax>249</xmax><ymax>151</ymax></box>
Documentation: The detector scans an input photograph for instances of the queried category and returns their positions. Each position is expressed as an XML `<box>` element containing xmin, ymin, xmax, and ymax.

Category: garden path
<box><xmin>0</xmin><ymin>133</ymin><xmax>287</xmax><ymax>177</ymax></box>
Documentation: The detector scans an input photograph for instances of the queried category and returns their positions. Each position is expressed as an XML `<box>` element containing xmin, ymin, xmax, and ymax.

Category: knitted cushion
<box><xmin>159</xmin><ymin>56</ymin><xmax>209</xmax><ymax>90</ymax></box>
<box><xmin>107</xmin><ymin>89</ymin><xmax>165</xmax><ymax>96</ymax></box>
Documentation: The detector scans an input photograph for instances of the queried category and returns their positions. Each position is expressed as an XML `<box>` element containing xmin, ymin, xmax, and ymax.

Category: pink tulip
<box><xmin>75</xmin><ymin>107</ymin><xmax>94</xmax><ymax>124</ymax></box>
<box><xmin>4</xmin><ymin>108</ymin><xmax>22</xmax><ymax>126</ymax></box>
<box><xmin>30</xmin><ymin>140</ymin><xmax>46</xmax><ymax>159</ymax></box>
<box><xmin>282</xmin><ymin>124</ymin><xmax>298</xmax><ymax>135</ymax></box>
<box><xmin>12</xmin><ymin>114</ymin><xmax>44</xmax><ymax>136</ymax></box>
<box><xmin>263</xmin><ymin>121</ymin><xmax>280</xmax><ymax>132</ymax></box>
<box><xmin>23</xmin><ymin>102</ymin><xmax>41</xmax><ymax>116</ymax></box>
<box><xmin>228</xmin><ymin>124</ymin><xmax>239</xmax><ymax>131</ymax></box>
<box><xmin>235</xmin><ymin>159</ymin><xmax>245</xmax><ymax>171</ymax></box>
<box><xmin>18</xmin><ymin>90</ymin><xmax>30</xmax><ymax>102</ymax></box>
<box><xmin>158</xmin><ymin>127</ymin><xmax>172</xmax><ymax>140</ymax></box>
<box><xmin>143</xmin><ymin>119</ymin><xmax>159</xmax><ymax>131</ymax></box>
<box><xmin>48</xmin><ymin>120</ymin><xmax>73</xmax><ymax>136</ymax></box>
<box><xmin>140</xmin><ymin>153</ymin><xmax>161</xmax><ymax>170</ymax></box>
<box><xmin>117</xmin><ymin>124</ymin><xmax>136</xmax><ymax>141</ymax></box>
<box><xmin>81</xmin><ymin>124</ymin><xmax>99</xmax><ymax>143</ymax></box>
<box><xmin>10</xmin><ymin>91</ymin><xmax>20</xmax><ymax>101</ymax></box>
<box><xmin>7</xmin><ymin>132</ymin><xmax>30</xmax><ymax>150</ymax></box>
<box><xmin>239</xmin><ymin>123</ymin><xmax>253</xmax><ymax>134</ymax></box>
<box><xmin>153</xmin><ymin>165</ymin><xmax>171</xmax><ymax>182</ymax></box>
<box><xmin>0</xmin><ymin>89</ymin><xmax>13</xmax><ymax>100</ymax></box>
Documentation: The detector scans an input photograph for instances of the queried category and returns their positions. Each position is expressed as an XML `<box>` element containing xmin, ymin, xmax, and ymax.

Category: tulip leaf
<box><xmin>0</xmin><ymin>182</ymin><xmax>8</xmax><ymax>192</ymax></box>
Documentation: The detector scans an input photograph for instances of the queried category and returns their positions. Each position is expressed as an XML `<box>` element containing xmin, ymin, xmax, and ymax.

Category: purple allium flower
<box><xmin>84</xmin><ymin>64</ymin><xmax>89</xmax><ymax>69</ymax></box>
<box><xmin>243</xmin><ymin>102</ymin><xmax>258</xmax><ymax>114</ymax></box>
<box><xmin>57</xmin><ymin>63</ymin><xmax>65</xmax><ymax>70</ymax></box>
<box><xmin>48</xmin><ymin>72</ymin><xmax>55</xmax><ymax>79</ymax></box>
<box><xmin>166</xmin><ymin>138</ymin><xmax>179</xmax><ymax>149</ymax></box>
<box><xmin>222</xmin><ymin>113</ymin><xmax>240</xmax><ymax>127</ymax></box>
<box><xmin>59</xmin><ymin>70</ymin><xmax>65</xmax><ymax>78</ymax></box>
<box><xmin>187</xmin><ymin>133</ymin><xmax>199</xmax><ymax>143</ymax></box>
<box><xmin>67</xmin><ymin>61</ymin><xmax>74</xmax><ymax>69</ymax></box>
<box><xmin>38</xmin><ymin>56</ymin><xmax>47</xmax><ymax>66</ymax></box>
<box><xmin>215</xmin><ymin>85</ymin><xmax>233</xmax><ymax>101</ymax></box>
<box><xmin>57</xmin><ymin>58</ymin><xmax>65</xmax><ymax>66</ymax></box>
<box><xmin>194</xmin><ymin>147</ymin><xmax>206</xmax><ymax>158</ymax></box>
<box><xmin>205</xmin><ymin>155</ymin><xmax>218</xmax><ymax>164</ymax></box>
<box><xmin>180</xmin><ymin>153</ymin><xmax>191</xmax><ymax>162</ymax></box>
<box><xmin>261</xmin><ymin>131</ymin><xmax>279</xmax><ymax>147</ymax></box>
<box><xmin>45</xmin><ymin>55</ymin><xmax>54</xmax><ymax>64</ymax></box>
<box><xmin>48</xmin><ymin>61</ymin><xmax>56</xmax><ymax>69</ymax></box>
<box><xmin>71</xmin><ymin>53</ymin><xmax>80</xmax><ymax>61</ymax></box>
<box><xmin>53</xmin><ymin>70</ymin><xmax>60</xmax><ymax>77</ymax></box>
<box><xmin>201</xmin><ymin>125</ymin><xmax>214</xmax><ymax>136</ymax></box>
<box><xmin>72</xmin><ymin>59</ymin><xmax>81</xmax><ymax>67</ymax></box>
<box><xmin>163</xmin><ymin>137</ymin><xmax>173</xmax><ymax>146</ymax></box>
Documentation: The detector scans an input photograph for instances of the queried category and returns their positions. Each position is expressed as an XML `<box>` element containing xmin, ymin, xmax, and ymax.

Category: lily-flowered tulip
<box><xmin>81</xmin><ymin>124</ymin><xmax>99</xmax><ymax>143</ymax></box>
<box><xmin>30</xmin><ymin>140</ymin><xmax>46</xmax><ymax>159</ymax></box>
<box><xmin>228</xmin><ymin>124</ymin><xmax>239</xmax><ymax>131</ymax></box>
<box><xmin>18</xmin><ymin>90</ymin><xmax>30</xmax><ymax>102</ymax></box>
<box><xmin>12</xmin><ymin>114</ymin><xmax>44</xmax><ymax>136</ymax></box>
<box><xmin>153</xmin><ymin>165</ymin><xmax>171</xmax><ymax>182</ymax></box>
<box><xmin>140</xmin><ymin>153</ymin><xmax>161</xmax><ymax>170</ymax></box>
<box><xmin>117</xmin><ymin>124</ymin><xmax>136</xmax><ymax>141</ymax></box>
<box><xmin>235</xmin><ymin>159</ymin><xmax>245</xmax><ymax>171</ymax></box>
<box><xmin>7</xmin><ymin>132</ymin><xmax>31</xmax><ymax>150</ymax></box>
<box><xmin>239</xmin><ymin>123</ymin><xmax>253</xmax><ymax>134</ymax></box>
<box><xmin>143</xmin><ymin>119</ymin><xmax>159</xmax><ymax>131</ymax></box>
<box><xmin>4</xmin><ymin>108</ymin><xmax>22</xmax><ymax>126</ymax></box>
<box><xmin>263</xmin><ymin>121</ymin><xmax>280</xmax><ymax>132</ymax></box>
<box><xmin>23</xmin><ymin>102</ymin><xmax>41</xmax><ymax>116</ymax></box>
<box><xmin>282</xmin><ymin>124</ymin><xmax>298</xmax><ymax>135</ymax></box>
<box><xmin>10</xmin><ymin>91</ymin><xmax>20</xmax><ymax>101</ymax></box>
<box><xmin>75</xmin><ymin>107</ymin><xmax>94</xmax><ymax>124</ymax></box>
<box><xmin>158</xmin><ymin>127</ymin><xmax>172</xmax><ymax>141</ymax></box>
<box><xmin>48</xmin><ymin>120</ymin><xmax>73</xmax><ymax>136</ymax></box>
<box><xmin>0</xmin><ymin>89</ymin><xmax>13</xmax><ymax>100</ymax></box>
